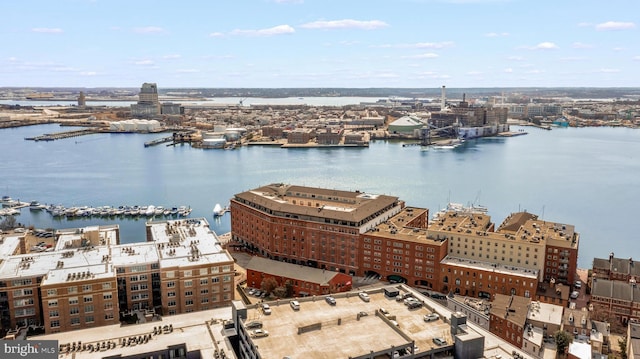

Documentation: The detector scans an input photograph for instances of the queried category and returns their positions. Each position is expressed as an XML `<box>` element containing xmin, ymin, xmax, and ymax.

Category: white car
<box><xmin>261</xmin><ymin>303</ymin><xmax>271</xmax><ymax>315</ymax></box>
<box><xmin>251</xmin><ymin>329</ymin><xmax>269</xmax><ymax>338</ymax></box>
<box><xmin>358</xmin><ymin>292</ymin><xmax>370</xmax><ymax>302</ymax></box>
<box><xmin>423</xmin><ymin>313</ymin><xmax>439</xmax><ymax>322</ymax></box>
<box><xmin>570</xmin><ymin>291</ymin><xmax>579</xmax><ymax>299</ymax></box>
<box><xmin>290</xmin><ymin>300</ymin><xmax>300</xmax><ymax>310</ymax></box>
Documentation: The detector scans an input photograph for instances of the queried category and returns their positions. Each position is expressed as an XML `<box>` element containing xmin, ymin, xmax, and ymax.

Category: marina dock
<box><xmin>24</xmin><ymin>128</ymin><xmax>100</xmax><ymax>141</ymax></box>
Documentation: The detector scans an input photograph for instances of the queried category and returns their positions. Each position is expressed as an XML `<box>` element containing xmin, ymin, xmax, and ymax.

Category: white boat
<box><xmin>154</xmin><ymin>206</ymin><xmax>164</xmax><ymax>215</ymax></box>
<box><xmin>29</xmin><ymin>201</ymin><xmax>46</xmax><ymax>210</ymax></box>
<box><xmin>145</xmin><ymin>205</ymin><xmax>156</xmax><ymax>216</ymax></box>
<box><xmin>213</xmin><ymin>203</ymin><xmax>224</xmax><ymax>216</ymax></box>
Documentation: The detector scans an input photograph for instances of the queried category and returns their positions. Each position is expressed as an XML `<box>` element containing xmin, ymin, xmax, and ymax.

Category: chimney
<box><xmin>441</xmin><ymin>85</ymin><xmax>446</xmax><ymax>111</ymax></box>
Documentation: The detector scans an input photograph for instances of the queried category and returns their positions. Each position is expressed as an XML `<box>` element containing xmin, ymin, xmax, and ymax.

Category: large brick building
<box><xmin>230</xmin><ymin>184</ymin><xmax>580</xmax><ymax>303</ymax></box>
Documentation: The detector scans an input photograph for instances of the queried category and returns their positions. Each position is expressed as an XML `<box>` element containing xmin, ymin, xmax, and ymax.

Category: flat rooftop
<box><xmin>233</xmin><ymin>183</ymin><xmax>400</xmax><ymax>223</ymax></box>
<box><xmin>242</xmin><ymin>288</ymin><xmax>451</xmax><ymax>358</ymax></box>
<box><xmin>441</xmin><ymin>256</ymin><xmax>539</xmax><ymax>279</ymax></box>
<box><xmin>34</xmin><ymin>307</ymin><xmax>235</xmax><ymax>359</ymax></box>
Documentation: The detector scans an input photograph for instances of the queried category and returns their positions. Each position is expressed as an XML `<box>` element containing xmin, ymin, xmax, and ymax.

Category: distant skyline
<box><xmin>2</xmin><ymin>0</ymin><xmax>638</xmax><ymax>88</ymax></box>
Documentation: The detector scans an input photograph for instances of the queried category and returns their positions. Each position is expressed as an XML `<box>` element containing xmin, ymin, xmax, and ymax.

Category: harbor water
<box><xmin>2</xmin><ymin>123</ymin><xmax>639</xmax><ymax>268</ymax></box>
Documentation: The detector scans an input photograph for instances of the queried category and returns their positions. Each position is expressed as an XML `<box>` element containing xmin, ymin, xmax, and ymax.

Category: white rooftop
<box><xmin>441</xmin><ymin>256</ymin><xmax>539</xmax><ymax>279</ymax></box>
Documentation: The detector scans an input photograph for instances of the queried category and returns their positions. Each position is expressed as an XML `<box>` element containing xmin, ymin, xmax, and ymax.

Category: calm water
<box><xmin>2</xmin><ymin>123</ymin><xmax>639</xmax><ymax>268</ymax></box>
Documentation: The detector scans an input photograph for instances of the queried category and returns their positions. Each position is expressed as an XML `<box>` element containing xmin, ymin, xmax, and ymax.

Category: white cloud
<box><xmin>176</xmin><ymin>69</ymin><xmax>199</xmax><ymax>73</ymax></box>
<box><xmin>8</xmin><ymin>57</ymin><xmax>18</xmax><ymax>62</ymax></box>
<box><xmin>485</xmin><ymin>32</ymin><xmax>509</xmax><ymax>37</ymax></box>
<box><xmin>31</xmin><ymin>28</ymin><xmax>63</xmax><ymax>34</ymax></box>
<box><xmin>595</xmin><ymin>21</ymin><xmax>636</xmax><ymax>31</ymax></box>
<box><xmin>209</xmin><ymin>32</ymin><xmax>224</xmax><ymax>38</ymax></box>
<box><xmin>572</xmin><ymin>42</ymin><xmax>593</xmax><ymax>49</ymax></box>
<box><xmin>598</xmin><ymin>68</ymin><xmax>620</xmax><ymax>73</ymax></box>
<box><xmin>134</xmin><ymin>26</ymin><xmax>165</xmax><ymax>34</ymax></box>
<box><xmin>466</xmin><ymin>71</ymin><xmax>483</xmax><ymax>75</ymax></box>
<box><xmin>525</xmin><ymin>69</ymin><xmax>545</xmax><ymax>74</ymax></box>
<box><xmin>521</xmin><ymin>42</ymin><xmax>558</xmax><ymax>50</ymax></box>
<box><xmin>230</xmin><ymin>25</ymin><xmax>295</xmax><ymax>36</ymax></box>
<box><xmin>507</xmin><ymin>56</ymin><xmax>524</xmax><ymax>61</ymax></box>
<box><xmin>534</xmin><ymin>42</ymin><xmax>558</xmax><ymax>50</ymax></box>
<box><xmin>612</xmin><ymin>47</ymin><xmax>625</xmax><ymax>51</ymax></box>
<box><xmin>163</xmin><ymin>54</ymin><xmax>181</xmax><ymax>59</ymax></box>
<box><xmin>134</xmin><ymin>59</ymin><xmax>154</xmax><ymax>65</ymax></box>
<box><xmin>504</xmin><ymin>68</ymin><xmax>513</xmax><ymax>73</ymax></box>
<box><xmin>402</xmin><ymin>53</ymin><xmax>439</xmax><ymax>59</ymax></box>
<box><xmin>634</xmin><ymin>56</ymin><xmax>640</xmax><ymax>61</ymax></box>
<box><xmin>80</xmin><ymin>71</ymin><xmax>98</xmax><ymax>76</ymax></box>
<box><xmin>300</xmin><ymin>19</ymin><xmax>388</xmax><ymax>30</ymax></box>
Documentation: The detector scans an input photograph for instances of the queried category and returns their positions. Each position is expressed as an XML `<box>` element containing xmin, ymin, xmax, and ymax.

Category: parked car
<box><xmin>290</xmin><ymin>300</ymin><xmax>300</xmax><ymax>310</ymax></box>
<box><xmin>261</xmin><ymin>303</ymin><xmax>271</xmax><ymax>315</ymax></box>
<box><xmin>245</xmin><ymin>321</ymin><xmax>262</xmax><ymax>329</ymax></box>
<box><xmin>570</xmin><ymin>291</ymin><xmax>579</xmax><ymax>299</ymax></box>
<box><xmin>431</xmin><ymin>293</ymin><xmax>446</xmax><ymax>300</ymax></box>
<box><xmin>574</xmin><ymin>280</ymin><xmax>582</xmax><ymax>289</ymax></box>
<box><xmin>251</xmin><ymin>329</ymin><xmax>269</xmax><ymax>338</ymax></box>
<box><xmin>432</xmin><ymin>337</ymin><xmax>446</xmax><ymax>346</ymax></box>
<box><xmin>358</xmin><ymin>292</ymin><xmax>370</xmax><ymax>302</ymax></box>
<box><xmin>247</xmin><ymin>288</ymin><xmax>256</xmax><ymax>296</ymax></box>
<box><xmin>423</xmin><ymin>313</ymin><xmax>439</xmax><ymax>322</ymax></box>
<box><xmin>325</xmin><ymin>296</ymin><xmax>336</xmax><ymax>305</ymax></box>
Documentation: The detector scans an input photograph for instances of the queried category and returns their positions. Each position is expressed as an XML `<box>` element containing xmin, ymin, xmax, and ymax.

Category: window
<box><xmin>48</xmin><ymin>300</ymin><xmax>58</xmax><ymax>307</ymax></box>
<box><xmin>50</xmin><ymin>320</ymin><xmax>60</xmax><ymax>328</ymax></box>
<box><xmin>103</xmin><ymin>293</ymin><xmax>113</xmax><ymax>300</ymax></box>
<box><xmin>69</xmin><ymin>297</ymin><xmax>79</xmax><ymax>305</ymax></box>
<box><xmin>85</xmin><ymin>305</ymin><xmax>94</xmax><ymax>313</ymax></box>
<box><xmin>85</xmin><ymin>316</ymin><xmax>94</xmax><ymax>323</ymax></box>
<box><xmin>167</xmin><ymin>292</ymin><xmax>176</xmax><ymax>297</ymax></box>
<box><xmin>102</xmin><ymin>283</ymin><xmax>112</xmax><ymax>290</ymax></box>
<box><xmin>168</xmin><ymin>300</ymin><xmax>176</xmax><ymax>307</ymax></box>
<box><xmin>185</xmin><ymin>291</ymin><xmax>193</xmax><ymax>296</ymax></box>
<box><xmin>46</xmin><ymin>289</ymin><xmax>57</xmax><ymax>297</ymax></box>
<box><xmin>49</xmin><ymin>310</ymin><xmax>59</xmax><ymax>318</ymax></box>
<box><xmin>83</xmin><ymin>295</ymin><xmax>93</xmax><ymax>303</ymax></box>
<box><xmin>82</xmin><ymin>285</ymin><xmax>92</xmax><ymax>292</ymax></box>
<box><xmin>68</xmin><ymin>286</ymin><xmax>77</xmax><ymax>294</ymax></box>
<box><xmin>200</xmin><ymin>279</ymin><xmax>208</xmax><ymax>285</ymax></box>
<box><xmin>71</xmin><ymin>317</ymin><xmax>80</xmax><ymax>325</ymax></box>
<box><xmin>167</xmin><ymin>281</ymin><xmax>175</xmax><ymax>288</ymax></box>
<box><xmin>184</xmin><ymin>280</ymin><xmax>193</xmax><ymax>287</ymax></box>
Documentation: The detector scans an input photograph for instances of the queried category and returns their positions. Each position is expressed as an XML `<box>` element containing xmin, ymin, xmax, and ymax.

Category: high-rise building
<box><xmin>131</xmin><ymin>83</ymin><xmax>160</xmax><ymax>118</ymax></box>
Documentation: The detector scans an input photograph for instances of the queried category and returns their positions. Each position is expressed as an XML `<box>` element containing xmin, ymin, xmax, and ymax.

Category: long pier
<box><xmin>144</xmin><ymin>136</ymin><xmax>174</xmax><ymax>147</ymax></box>
<box><xmin>25</xmin><ymin>129</ymin><xmax>100</xmax><ymax>141</ymax></box>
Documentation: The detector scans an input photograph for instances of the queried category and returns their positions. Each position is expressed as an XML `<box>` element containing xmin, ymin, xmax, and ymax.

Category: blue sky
<box><xmin>1</xmin><ymin>0</ymin><xmax>638</xmax><ymax>88</ymax></box>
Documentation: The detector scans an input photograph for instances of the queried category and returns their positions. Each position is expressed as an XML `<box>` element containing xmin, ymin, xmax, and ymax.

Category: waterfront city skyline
<box><xmin>2</xmin><ymin>0</ymin><xmax>639</xmax><ymax>88</ymax></box>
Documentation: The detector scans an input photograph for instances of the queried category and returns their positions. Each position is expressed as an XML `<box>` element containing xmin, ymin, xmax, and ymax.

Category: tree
<box><xmin>272</xmin><ymin>286</ymin><xmax>287</xmax><ymax>299</ymax></box>
<box><xmin>260</xmin><ymin>277</ymin><xmax>278</xmax><ymax>295</ymax></box>
<box><xmin>618</xmin><ymin>335</ymin><xmax>628</xmax><ymax>359</ymax></box>
<box><xmin>554</xmin><ymin>330</ymin><xmax>573</xmax><ymax>358</ymax></box>
<box><xmin>0</xmin><ymin>216</ymin><xmax>17</xmax><ymax>230</ymax></box>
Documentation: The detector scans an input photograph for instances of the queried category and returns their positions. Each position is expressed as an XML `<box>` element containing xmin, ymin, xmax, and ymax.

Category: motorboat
<box><xmin>213</xmin><ymin>203</ymin><xmax>224</xmax><ymax>217</ymax></box>
<box><xmin>154</xmin><ymin>206</ymin><xmax>164</xmax><ymax>216</ymax></box>
<box><xmin>29</xmin><ymin>201</ymin><xmax>46</xmax><ymax>210</ymax></box>
<box><xmin>145</xmin><ymin>205</ymin><xmax>156</xmax><ymax>217</ymax></box>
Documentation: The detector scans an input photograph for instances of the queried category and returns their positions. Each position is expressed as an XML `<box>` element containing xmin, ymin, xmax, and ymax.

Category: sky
<box><xmin>1</xmin><ymin>0</ymin><xmax>639</xmax><ymax>88</ymax></box>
